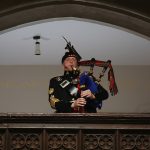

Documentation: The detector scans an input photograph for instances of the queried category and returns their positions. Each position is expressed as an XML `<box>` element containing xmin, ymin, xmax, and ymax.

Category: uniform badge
<box><xmin>71</xmin><ymin>78</ymin><xmax>79</xmax><ymax>84</ymax></box>
<box><xmin>60</xmin><ymin>80</ymin><xmax>70</xmax><ymax>88</ymax></box>
<box><xmin>56</xmin><ymin>76</ymin><xmax>62</xmax><ymax>81</ymax></box>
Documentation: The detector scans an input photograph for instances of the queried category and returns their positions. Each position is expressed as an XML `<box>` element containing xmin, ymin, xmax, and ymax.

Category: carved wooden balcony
<box><xmin>0</xmin><ymin>113</ymin><xmax>150</xmax><ymax>150</ymax></box>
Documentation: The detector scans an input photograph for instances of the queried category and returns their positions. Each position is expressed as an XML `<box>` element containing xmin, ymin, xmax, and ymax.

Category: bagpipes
<box><xmin>79</xmin><ymin>59</ymin><xmax>118</xmax><ymax>96</ymax></box>
<box><xmin>63</xmin><ymin>37</ymin><xmax>118</xmax><ymax>96</ymax></box>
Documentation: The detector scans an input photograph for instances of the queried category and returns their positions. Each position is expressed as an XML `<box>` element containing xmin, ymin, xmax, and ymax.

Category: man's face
<box><xmin>63</xmin><ymin>56</ymin><xmax>78</xmax><ymax>71</ymax></box>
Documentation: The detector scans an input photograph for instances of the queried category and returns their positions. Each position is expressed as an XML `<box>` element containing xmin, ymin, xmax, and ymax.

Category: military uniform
<box><xmin>48</xmin><ymin>71</ymin><xmax>109</xmax><ymax>113</ymax></box>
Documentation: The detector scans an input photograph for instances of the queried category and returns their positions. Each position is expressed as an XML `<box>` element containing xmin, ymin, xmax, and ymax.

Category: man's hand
<box><xmin>81</xmin><ymin>89</ymin><xmax>95</xmax><ymax>99</ymax></box>
<box><xmin>71</xmin><ymin>98</ymin><xmax>86</xmax><ymax>108</ymax></box>
<box><xmin>71</xmin><ymin>89</ymin><xmax>95</xmax><ymax>108</ymax></box>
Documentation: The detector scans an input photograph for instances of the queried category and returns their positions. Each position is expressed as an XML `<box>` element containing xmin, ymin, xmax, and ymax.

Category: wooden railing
<box><xmin>0</xmin><ymin>113</ymin><xmax>150</xmax><ymax>150</ymax></box>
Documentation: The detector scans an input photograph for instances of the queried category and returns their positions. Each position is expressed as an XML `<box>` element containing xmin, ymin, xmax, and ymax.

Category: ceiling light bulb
<box><xmin>35</xmin><ymin>41</ymin><xmax>41</xmax><ymax>55</ymax></box>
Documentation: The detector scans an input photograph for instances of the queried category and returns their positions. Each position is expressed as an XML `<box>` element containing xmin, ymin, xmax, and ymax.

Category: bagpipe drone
<box><xmin>63</xmin><ymin>36</ymin><xmax>118</xmax><ymax>96</ymax></box>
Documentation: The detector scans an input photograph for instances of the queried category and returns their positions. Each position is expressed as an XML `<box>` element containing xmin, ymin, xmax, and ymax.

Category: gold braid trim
<box><xmin>50</xmin><ymin>95</ymin><xmax>60</xmax><ymax>109</ymax></box>
<box><xmin>48</xmin><ymin>88</ymin><xmax>54</xmax><ymax>95</ymax></box>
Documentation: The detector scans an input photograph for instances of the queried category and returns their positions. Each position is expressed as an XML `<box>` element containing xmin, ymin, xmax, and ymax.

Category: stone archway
<box><xmin>0</xmin><ymin>0</ymin><xmax>150</xmax><ymax>37</ymax></box>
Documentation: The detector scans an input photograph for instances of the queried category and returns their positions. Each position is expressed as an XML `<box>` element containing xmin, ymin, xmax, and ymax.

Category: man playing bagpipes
<box><xmin>48</xmin><ymin>38</ymin><xmax>118</xmax><ymax>113</ymax></box>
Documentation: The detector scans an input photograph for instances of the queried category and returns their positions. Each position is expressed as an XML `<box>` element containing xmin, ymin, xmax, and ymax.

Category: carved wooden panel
<box><xmin>8</xmin><ymin>129</ymin><xmax>42</xmax><ymax>150</ymax></box>
<box><xmin>120</xmin><ymin>130</ymin><xmax>150</xmax><ymax>150</ymax></box>
<box><xmin>83</xmin><ymin>130</ymin><xmax>116</xmax><ymax>150</ymax></box>
<box><xmin>46</xmin><ymin>130</ymin><xmax>78</xmax><ymax>150</ymax></box>
<box><xmin>0</xmin><ymin>130</ymin><xmax>5</xmax><ymax>150</ymax></box>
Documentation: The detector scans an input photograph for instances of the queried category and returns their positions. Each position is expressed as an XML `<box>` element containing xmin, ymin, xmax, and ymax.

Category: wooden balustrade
<box><xmin>0</xmin><ymin>113</ymin><xmax>150</xmax><ymax>150</ymax></box>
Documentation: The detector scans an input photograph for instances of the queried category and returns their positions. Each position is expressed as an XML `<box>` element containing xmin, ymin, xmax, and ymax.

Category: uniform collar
<box><xmin>64</xmin><ymin>71</ymin><xmax>74</xmax><ymax>77</ymax></box>
<box><xmin>64</xmin><ymin>71</ymin><xmax>79</xmax><ymax>84</ymax></box>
